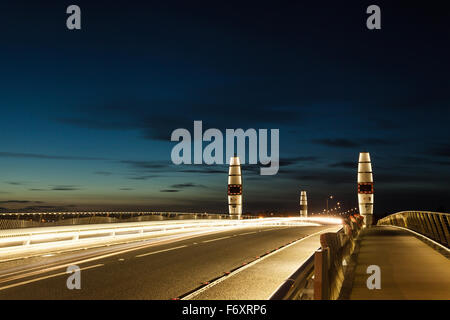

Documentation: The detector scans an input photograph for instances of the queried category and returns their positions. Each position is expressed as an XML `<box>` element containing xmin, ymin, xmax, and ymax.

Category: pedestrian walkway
<box><xmin>347</xmin><ymin>226</ymin><xmax>450</xmax><ymax>300</ymax></box>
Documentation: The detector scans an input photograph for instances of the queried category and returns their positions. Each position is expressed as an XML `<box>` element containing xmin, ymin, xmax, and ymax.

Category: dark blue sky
<box><xmin>0</xmin><ymin>1</ymin><xmax>449</xmax><ymax>219</ymax></box>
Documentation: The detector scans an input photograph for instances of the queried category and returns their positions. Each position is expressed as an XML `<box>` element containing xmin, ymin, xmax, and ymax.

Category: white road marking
<box><xmin>135</xmin><ymin>245</ymin><xmax>187</xmax><ymax>258</ymax></box>
<box><xmin>261</xmin><ymin>227</ymin><xmax>289</xmax><ymax>232</ymax></box>
<box><xmin>238</xmin><ymin>231</ymin><xmax>257</xmax><ymax>236</ymax></box>
<box><xmin>0</xmin><ymin>264</ymin><xmax>104</xmax><ymax>291</ymax></box>
<box><xmin>202</xmin><ymin>236</ymin><xmax>231</xmax><ymax>243</ymax></box>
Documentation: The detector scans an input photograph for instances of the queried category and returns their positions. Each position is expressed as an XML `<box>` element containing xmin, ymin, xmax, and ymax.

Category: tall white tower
<box><xmin>228</xmin><ymin>156</ymin><xmax>242</xmax><ymax>218</ymax></box>
<box><xmin>358</xmin><ymin>152</ymin><xmax>374</xmax><ymax>226</ymax></box>
<box><xmin>300</xmin><ymin>191</ymin><xmax>308</xmax><ymax>217</ymax></box>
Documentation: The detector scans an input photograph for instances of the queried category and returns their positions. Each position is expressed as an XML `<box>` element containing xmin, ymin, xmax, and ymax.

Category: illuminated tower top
<box><xmin>358</xmin><ymin>152</ymin><xmax>374</xmax><ymax>226</ymax></box>
<box><xmin>228</xmin><ymin>156</ymin><xmax>242</xmax><ymax>217</ymax></box>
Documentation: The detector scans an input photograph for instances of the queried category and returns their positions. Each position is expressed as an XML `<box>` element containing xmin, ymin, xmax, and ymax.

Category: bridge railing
<box><xmin>377</xmin><ymin>211</ymin><xmax>449</xmax><ymax>248</ymax></box>
<box><xmin>313</xmin><ymin>215</ymin><xmax>364</xmax><ymax>300</ymax></box>
<box><xmin>0</xmin><ymin>211</ymin><xmax>258</xmax><ymax>230</ymax></box>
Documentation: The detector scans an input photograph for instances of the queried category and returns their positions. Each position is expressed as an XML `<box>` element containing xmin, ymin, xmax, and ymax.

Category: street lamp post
<box><xmin>326</xmin><ymin>195</ymin><xmax>333</xmax><ymax>215</ymax></box>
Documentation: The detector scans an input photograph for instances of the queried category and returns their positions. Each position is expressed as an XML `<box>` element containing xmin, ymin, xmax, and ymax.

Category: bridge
<box><xmin>0</xmin><ymin>210</ymin><xmax>447</xmax><ymax>300</ymax></box>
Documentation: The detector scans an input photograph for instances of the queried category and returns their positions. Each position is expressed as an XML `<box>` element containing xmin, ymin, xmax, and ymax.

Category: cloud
<box><xmin>329</xmin><ymin>161</ymin><xmax>357</xmax><ymax>169</ymax></box>
<box><xmin>158</xmin><ymin>183</ymin><xmax>208</xmax><ymax>193</ymax></box>
<box><xmin>294</xmin><ymin>175</ymin><xmax>320</xmax><ymax>181</ymax></box>
<box><xmin>59</xmin><ymin>118</ymin><xmax>136</xmax><ymax>131</ymax></box>
<box><xmin>51</xmin><ymin>185</ymin><xmax>80</xmax><ymax>191</ymax></box>
<box><xmin>312</xmin><ymin>138</ymin><xmax>394</xmax><ymax>149</ymax></box>
<box><xmin>0</xmin><ymin>200</ymin><xmax>43</xmax><ymax>204</ymax></box>
<box><xmin>121</xmin><ymin>160</ymin><xmax>169</xmax><ymax>170</ymax></box>
<box><xmin>178</xmin><ymin>168</ymin><xmax>227</xmax><ymax>174</ymax></box>
<box><xmin>4</xmin><ymin>181</ymin><xmax>26</xmax><ymax>186</ymax></box>
<box><xmin>238</xmin><ymin>158</ymin><xmax>318</xmax><ymax>175</ymax></box>
<box><xmin>278</xmin><ymin>156</ymin><xmax>319</xmax><ymax>167</ymax></box>
<box><xmin>28</xmin><ymin>188</ymin><xmax>47</xmax><ymax>191</ymax></box>
<box><xmin>121</xmin><ymin>159</ymin><xmax>225</xmax><ymax>179</ymax></box>
<box><xmin>375</xmin><ymin>171</ymin><xmax>448</xmax><ymax>184</ymax></box>
<box><xmin>0</xmin><ymin>152</ymin><xmax>108</xmax><ymax>161</ymax></box>
<box><xmin>398</xmin><ymin>156</ymin><xmax>450</xmax><ymax>167</ymax></box>
<box><xmin>431</xmin><ymin>160</ymin><xmax>450</xmax><ymax>166</ymax></box>
<box><xmin>361</xmin><ymin>138</ymin><xmax>394</xmax><ymax>146</ymax></box>
<box><xmin>371</xmin><ymin>118</ymin><xmax>398</xmax><ymax>130</ymax></box>
<box><xmin>119</xmin><ymin>188</ymin><xmax>134</xmax><ymax>190</ymax></box>
<box><xmin>127</xmin><ymin>175</ymin><xmax>160</xmax><ymax>180</ymax></box>
<box><xmin>291</xmin><ymin>168</ymin><xmax>355</xmax><ymax>185</ymax></box>
<box><xmin>170</xmin><ymin>183</ymin><xmax>206</xmax><ymax>189</ymax></box>
<box><xmin>0</xmin><ymin>200</ymin><xmax>32</xmax><ymax>204</ymax></box>
<box><xmin>313</xmin><ymin>139</ymin><xmax>359</xmax><ymax>148</ymax></box>
<box><xmin>241</xmin><ymin>165</ymin><xmax>260</xmax><ymax>174</ymax></box>
<box><xmin>59</xmin><ymin>97</ymin><xmax>310</xmax><ymax>142</ymax></box>
<box><xmin>291</xmin><ymin>164</ymin><xmax>448</xmax><ymax>186</ymax></box>
<box><xmin>430</xmin><ymin>144</ymin><xmax>450</xmax><ymax>157</ymax></box>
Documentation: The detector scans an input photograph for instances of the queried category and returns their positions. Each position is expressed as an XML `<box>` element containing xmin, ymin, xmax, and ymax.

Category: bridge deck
<box><xmin>346</xmin><ymin>226</ymin><xmax>450</xmax><ymax>300</ymax></box>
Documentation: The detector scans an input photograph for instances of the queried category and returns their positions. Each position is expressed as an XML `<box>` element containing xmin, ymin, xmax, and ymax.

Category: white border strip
<box><xmin>181</xmin><ymin>227</ymin><xmax>338</xmax><ymax>300</ymax></box>
<box><xmin>266</xmin><ymin>250</ymin><xmax>316</xmax><ymax>299</ymax></box>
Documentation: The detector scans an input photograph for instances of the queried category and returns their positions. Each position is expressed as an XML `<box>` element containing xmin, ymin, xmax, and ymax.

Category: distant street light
<box><xmin>326</xmin><ymin>195</ymin><xmax>333</xmax><ymax>214</ymax></box>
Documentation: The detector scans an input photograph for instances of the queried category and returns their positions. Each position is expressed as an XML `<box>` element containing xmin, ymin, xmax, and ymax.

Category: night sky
<box><xmin>0</xmin><ymin>1</ymin><xmax>449</xmax><ymax>220</ymax></box>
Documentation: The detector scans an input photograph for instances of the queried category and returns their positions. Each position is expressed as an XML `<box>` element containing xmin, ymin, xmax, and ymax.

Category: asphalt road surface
<box><xmin>0</xmin><ymin>224</ymin><xmax>333</xmax><ymax>299</ymax></box>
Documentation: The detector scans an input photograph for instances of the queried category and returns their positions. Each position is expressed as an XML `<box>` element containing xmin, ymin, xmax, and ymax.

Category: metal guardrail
<box><xmin>314</xmin><ymin>227</ymin><xmax>354</xmax><ymax>300</ymax></box>
<box><xmin>0</xmin><ymin>211</ymin><xmax>257</xmax><ymax>230</ymax></box>
<box><xmin>377</xmin><ymin>211</ymin><xmax>450</xmax><ymax>248</ymax></box>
